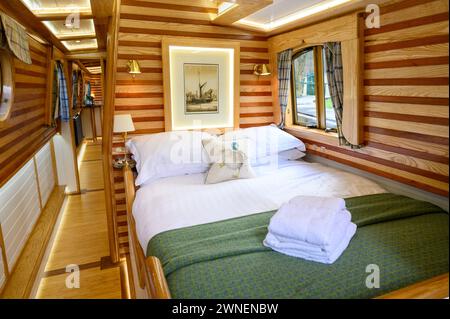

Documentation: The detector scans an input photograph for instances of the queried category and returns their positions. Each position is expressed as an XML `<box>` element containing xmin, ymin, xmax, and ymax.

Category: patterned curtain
<box><xmin>324</xmin><ymin>42</ymin><xmax>361</xmax><ymax>149</ymax></box>
<box><xmin>56</xmin><ymin>61</ymin><xmax>70</xmax><ymax>122</ymax></box>
<box><xmin>277</xmin><ymin>49</ymin><xmax>293</xmax><ymax>129</ymax></box>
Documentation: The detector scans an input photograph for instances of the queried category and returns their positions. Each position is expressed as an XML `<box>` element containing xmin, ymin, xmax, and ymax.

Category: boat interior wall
<box><xmin>109</xmin><ymin>0</ymin><xmax>274</xmax><ymax>257</ymax></box>
<box><xmin>0</xmin><ymin>35</ymin><xmax>56</xmax><ymax>189</ymax></box>
<box><xmin>107</xmin><ymin>0</ymin><xmax>449</xmax><ymax>259</ymax></box>
<box><xmin>277</xmin><ymin>0</ymin><xmax>449</xmax><ymax>198</ymax></box>
<box><xmin>0</xmin><ymin>141</ymin><xmax>56</xmax><ymax>295</ymax></box>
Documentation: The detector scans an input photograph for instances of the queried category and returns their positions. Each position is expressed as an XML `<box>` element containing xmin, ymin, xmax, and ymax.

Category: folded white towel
<box><xmin>265</xmin><ymin>210</ymin><xmax>352</xmax><ymax>253</ymax></box>
<box><xmin>264</xmin><ymin>222</ymin><xmax>357</xmax><ymax>264</ymax></box>
<box><xmin>267</xmin><ymin>196</ymin><xmax>348</xmax><ymax>247</ymax></box>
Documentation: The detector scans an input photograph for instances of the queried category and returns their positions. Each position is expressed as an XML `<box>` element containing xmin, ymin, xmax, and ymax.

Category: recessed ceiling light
<box><xmin>238</xmin><ymin>0</ymin><xmax>353</xmax><ymax>32</ymax></box>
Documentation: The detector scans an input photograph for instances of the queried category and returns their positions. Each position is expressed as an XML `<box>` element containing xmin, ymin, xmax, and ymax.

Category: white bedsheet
<box><xmin>133</xmin><ymin>160</ymin><xmax>386</xmax><ymax>251</ymax></box>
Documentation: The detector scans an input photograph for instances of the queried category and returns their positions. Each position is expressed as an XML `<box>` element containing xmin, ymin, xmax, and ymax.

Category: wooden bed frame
<box><xmin>123</xmin><ymin>165</ymin><xmax>449</xmax><ymax>299</ymax></box>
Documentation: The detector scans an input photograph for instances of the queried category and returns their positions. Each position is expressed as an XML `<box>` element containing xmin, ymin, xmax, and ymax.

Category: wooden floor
<box><xmin>35</xmin><ymin>140</ymin><xmax>125</xmax><ymax>299</ymax></box>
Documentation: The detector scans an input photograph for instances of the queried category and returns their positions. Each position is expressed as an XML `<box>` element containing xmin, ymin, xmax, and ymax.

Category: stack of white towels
<box><xmin>263</xmin><ymin>196</ymin><xmax>357</xmax><ymax>264</ymax></box>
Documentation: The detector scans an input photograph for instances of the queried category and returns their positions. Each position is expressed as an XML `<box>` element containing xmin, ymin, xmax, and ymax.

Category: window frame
<box><xmin>290</xmin><ymin>45</ymin><xmax>335</xmax><ymax>132</ymax></box>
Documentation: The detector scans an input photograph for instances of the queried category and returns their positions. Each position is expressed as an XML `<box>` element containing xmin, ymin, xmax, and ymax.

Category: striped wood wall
<box><xmin>112</xmin><ymin>0</ymin><xmax>274</xmax><ymax>256</ymax></box>
<box><xmin>90</xmin><ymin>73</ymin><xmax>104</xmax><ymax>106</ymax></box>
<box><xmin>297</xmin><ymin>0</ymin><xmax>449</xmax><ymax>196</ymax></box>
<box><xmin>0</xmin><ymin>36</ymin><xmax>56</xmax><ymax>188</ymax></box>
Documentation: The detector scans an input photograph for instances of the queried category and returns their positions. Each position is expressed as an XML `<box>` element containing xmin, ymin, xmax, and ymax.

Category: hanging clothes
<box><xmin>56</xmin><ymin>61</ymin><xmax>70</xmax><ymax>122</ymax></box>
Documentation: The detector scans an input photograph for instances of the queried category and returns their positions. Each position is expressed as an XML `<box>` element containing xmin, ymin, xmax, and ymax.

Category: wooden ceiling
<box><xmin>3</xmin><ymin>0</ymin><xmax>114</xmax><ymax>52</ymax></box>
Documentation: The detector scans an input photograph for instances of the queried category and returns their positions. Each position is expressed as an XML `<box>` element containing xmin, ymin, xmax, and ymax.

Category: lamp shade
<box><xmin>113</xmin><ymin>114</ymin><xmax>135</xmax><ymax>133</ymax></box>
<box><xmin>127</xmin><ymin>60</ymin><xmax>141</xmax><ymax>74</ymax></box>
<box><xmin>253</xmin><ymin>64</ymin><xmax>271</xmax><ymax>76</ymax></box>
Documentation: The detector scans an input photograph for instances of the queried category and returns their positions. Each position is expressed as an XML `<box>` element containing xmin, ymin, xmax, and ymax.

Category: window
<box><xmin>291</xmin><ymin>46</ymin><xmax>336</xmax><ymax>131</ymax></box>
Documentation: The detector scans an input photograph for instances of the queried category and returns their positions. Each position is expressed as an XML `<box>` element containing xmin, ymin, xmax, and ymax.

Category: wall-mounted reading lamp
<box><xmin>127</xmin><ymin>60</ymin><xmax>141</xmax><ymax>78</ymax></box>
<box><xmin>253</xmin><ymin>64</ymin><xmax>271</xmax><ymax>76</ymax></box>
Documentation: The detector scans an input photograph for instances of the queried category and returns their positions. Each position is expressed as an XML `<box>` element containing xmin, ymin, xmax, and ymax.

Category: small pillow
<box><xmin>278</xmin><ymin>148</ymin><xmax>306</xmax><ymax>161</ymax></box>
<box><xmin>202</xmin><ymin>138</ymin><xmax>255</xmax><ymax>184</ymax></box>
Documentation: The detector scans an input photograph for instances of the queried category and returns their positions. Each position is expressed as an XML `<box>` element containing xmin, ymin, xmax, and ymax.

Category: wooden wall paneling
<box><xmin>341</xmin><ymin>13</ymin><xmax>365</xmax><ymax>145</ymax></box>
<box><xmin>103</xmin><ymin>0</ymin><xmax>122</xmax><ymax>263</ymax></box>
<box><xmin>0</xmin><ymin>36</ymin><xmax>56</xmax><ymax>188</ymax></box>
<box><xmin>282</xmin><ymin>0</ymin><xmax>449</xmax><ymax>196</ymax></box>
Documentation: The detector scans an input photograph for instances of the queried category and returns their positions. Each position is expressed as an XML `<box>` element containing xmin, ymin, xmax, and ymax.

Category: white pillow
<box><xmin>202</xmin><ymin>137</ymin><xmax>255</xmax><ymax>184</ymax></box>
<box><xmin>278</xmin><ymin>148</ymin><xmax>306</xmax><ymax>161</ymax></box>
<box><xmin>126</xmin><ymin>131</ymin><xmax>213</xmax><ymax>186</ymax></box>
<box><xmin>218</xmin><ymin>124</ymin><xmax>306</xmax><ymax>165</ymax></box>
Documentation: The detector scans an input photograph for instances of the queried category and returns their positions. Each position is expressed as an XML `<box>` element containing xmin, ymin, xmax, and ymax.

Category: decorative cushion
<box><xmin>202</xmin><ymin>137</ymin><xmax>255</xmax><ymax>184</ymax></box>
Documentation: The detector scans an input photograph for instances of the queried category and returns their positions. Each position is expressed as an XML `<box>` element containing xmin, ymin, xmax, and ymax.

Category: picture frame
<box><xmin>161</xmin><ymin>37</ymin><xmax>240</xmax><ymax>131</ymax></box>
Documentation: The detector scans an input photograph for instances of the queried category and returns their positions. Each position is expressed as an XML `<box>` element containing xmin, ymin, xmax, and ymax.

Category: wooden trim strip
<box><xmin>116</xmin><ymin>80</ymin><xmax>163</xmax><ymax>85</ymax></box>
<box><xmin>115</xmin><ymin>92</ymin><xmax>163</xmax><ymax>98</ymax></box>
<box><xmin>14</xmin><ymin>68</ymin><xmax>46</xmax><ymax>78</ymax></box>
<box><xmin>118</xmin><ymin>40</ymin><xmax>161</xmax><ymax>48</ymax></box>
<box><xmin>307</xmin><ymin>148</ymin><xmax>448</xmax><ymax>197</ymax></box>
<box><xmin>365</xmin><ymin>95</ymin><xmax>449</xmax><ymax>106</ymax></box>
<box><xmin>132</xmin><ymin>116</ymin><xmax>165</xmax><ymax>122</ymax></box>
<box><xmin>14</xmin><ymin>82</ymin><xmax>47</xmax><ymax>89</ymax></box>
<box><xmin>118</xmin><ymin>27</ymin><xmax>267</xmax><ymax>41</ymax></box>
<box><xmin>365</xmin><ymin>126</ymin><xmax>449</xmax><ymax>146</ymax></box>
<box><xmin>240</xmin><ymin>80</ymin><xmax>271</xmax><ymax>86</ymax></box>
<box><xmin>131</xmin><ymin>128</ymin><xmax>165</xmax><ymax>135</ymax></box>
<box><xmin>118</xmin><ymin>54</ymin><xmax>161</xmax><ymax>61</ymax></box>
<box><xmin>115</xmin><ymin>104</ymin><xmax>164</xmax><ymax>110</ymax></box>
<box><xmin>364</xmin><ymin>78</ymin><xmax>449</xmax><ymax>86</ymax></box>
<box><xmin>43</xmin><ymin>260</ymin><xmax>102</xmax><ymax>277</ymax></box>
<box><xmin>13</xmin><ymin>93</ymin><xmax>47</xmax><ymax>103</ymax></box>
<box><xmin>0</xmin><ymin>113</ymin><xmax>44</xmax><ymax>138</ymax></box>
<box><xmin>30</xmin><ymin>58</ymin><xmax>47</xmax><ymax>68</ymax></box>
<box><xmin>240</xmin><ymin>102</ymin><xmax>273</xmax><ymax>107</ymax></box>
<box><xmin>365</xmin><ymin>111</ymin><xmax>449</xmax><ymax>126</ymax></box>
<box><xmin>240</xmin><ymin>112</ymin><xmax>274</xmax><ymax>118</ymax></box>
<box><xmin>240</xmin><ymin>92</ymin><xmax>272</xmax><ymax>96</ymax></box>
<box><xmin>365</xmin><ymin>35</ymin><xmax>449</xmax><ymax>53</ymax></box>
<box><xmin>365</xmin><ymin>12</ymin><xmax>449</xmax><ymax>36</ymax></box>
<box><xmin>302</xmin><ymin>138</ymin><xmax>449</xmax><ymax>183</ymax></box>
<box><xmin>241</xmin><ymin>58</ymin><xmax>270</xmax><ymax>64</ymax></box>
<box><xmin>116</xmin><ymin>67</ymin><xmax>162</xmax><ymax>73</ymax></box>
<box><xmin>378</xmin><ymin>0</ymin><xmax>437</xmax><ymax>15</ymax></box>
<box><xmin>366</xmin><ymin>141</ymin><xmax>449</xmax><ymax>165</ymax></box>
<box><xmin>0</xmin><ymin>123</ymin><xmax>43</xmax><ymax>154</ymax></box>
<box><xmin>11</xmin><ymin>106</ymin><xmax>45</xmax><ymax>118</ymax></box>
<box><xmin>240</xmin><ymin>122</ymin><xmax>274</xmax><ymax>128</ymax></box>
<box><xmin>0</xmin><ymin>128</ymin><xmax>56</xmax><ymax>188</ymax></box>
<box><xmin>365</xmin><ymin>56</ymin><xmax>449</xmax><ymax>69</ymax></box>
<box><xmin>241</xmin><ymin>47</ymin><xmax>268</xmax><ymax>53</ymax></box>
<box><xmin>120</xmin><ymin>13</ymin><xmax>212</xmax><ymax>25</ymax></box>
<box><xmin>120</xmin><ymin>0</ymin><xmax>218</xmax><ymax>14</ymax></box>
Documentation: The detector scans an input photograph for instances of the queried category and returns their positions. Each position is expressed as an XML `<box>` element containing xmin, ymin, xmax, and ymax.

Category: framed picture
<box><xmin>162</xmin><ymin>37</ymin><xmax>240</xmax><ymax>131</ymax></box>
<box><xmin>184</xmin><ymin>63</ymin><xmax>219</xmax><ymax>114</ymax></box>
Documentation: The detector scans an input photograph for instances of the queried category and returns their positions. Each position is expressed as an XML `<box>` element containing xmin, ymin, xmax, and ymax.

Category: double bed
<box><xmin>124</xmin><ymin>131</ymin><xmax>449</xmax><ymax>299</ymax></box>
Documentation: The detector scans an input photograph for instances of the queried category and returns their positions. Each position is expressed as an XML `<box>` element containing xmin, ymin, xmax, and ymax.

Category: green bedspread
<box><xmin>147</xmin><ymin>193</ymin><xmax>449</xmax><ymax>298</ymax></box>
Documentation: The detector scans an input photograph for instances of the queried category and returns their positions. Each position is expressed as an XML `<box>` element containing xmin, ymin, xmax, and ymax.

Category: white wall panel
<box><xmin>0</xmin><ymin>160</ymin><xmax>41</xmax><ymax>270</ymax></box>
<box><xmin>35</xmin><ymin>142</ymin><xmax>55</xmax><ymax>207</ymax></box>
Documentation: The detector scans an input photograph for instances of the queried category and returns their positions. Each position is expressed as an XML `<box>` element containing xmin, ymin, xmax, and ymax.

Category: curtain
<box><xmin>56</xmin><ymin>61</ymin><xmax>70</xmax><ymax>122</ymax></box>
<box><xmin>0</xmin><ymin>12</ymin><xmax>31</xmax><ymax>64</ymax></box>
<box><xmin>324</xmin><ymin>42</ymin><xmax>361</xmax><ymax>149</ymax></box>
<box><xmin>277</xmin><ymin>49</ymin><xmax>293</xmax><ymax>129</ymax></box>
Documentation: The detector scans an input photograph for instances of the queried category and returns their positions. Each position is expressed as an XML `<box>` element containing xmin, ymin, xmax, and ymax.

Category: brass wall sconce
<box><xmin>127</xmin><ymin>60</ymin><xmax>141</xmax><ymax>78</ymax></box>
<box><xmin>253</xmin><ymin>64</ymin><xmax>271</xmax><ymax>76</ymax></box>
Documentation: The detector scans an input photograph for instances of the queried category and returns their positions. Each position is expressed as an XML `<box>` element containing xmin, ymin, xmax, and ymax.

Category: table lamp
<box><xmin>113</xmin><ymin>114</ymin><xmax>135</xmax><ymax>168</ymax></box>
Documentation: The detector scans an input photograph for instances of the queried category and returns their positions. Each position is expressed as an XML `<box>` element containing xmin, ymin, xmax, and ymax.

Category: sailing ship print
<box><xmin>184</xmin><ymin>63</ymin><xmax>219</xmax><ymax>114</ymax></box>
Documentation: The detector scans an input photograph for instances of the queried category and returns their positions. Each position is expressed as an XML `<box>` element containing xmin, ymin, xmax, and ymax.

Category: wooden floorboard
<box><xmin>35</xmin><ymin>140</ymin><xmax>124</xmax><ymax>299</ymax></box>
